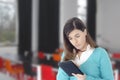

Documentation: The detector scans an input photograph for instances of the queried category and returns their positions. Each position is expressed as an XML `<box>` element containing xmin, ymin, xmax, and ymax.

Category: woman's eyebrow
<box><xmin>74</xmin><ymin>33</ymin><xmax>79</xmax><ymax>36</ymax></box>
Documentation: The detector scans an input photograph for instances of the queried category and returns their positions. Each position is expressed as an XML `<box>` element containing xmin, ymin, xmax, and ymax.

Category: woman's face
<box><xmin>68</xmin><ymin>29</ymin><xmax>87</xmax><ymax>51</ymax></box>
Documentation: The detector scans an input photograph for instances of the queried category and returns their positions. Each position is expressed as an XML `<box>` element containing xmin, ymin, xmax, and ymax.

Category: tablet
<box><xmin>58</xmin><ymin>61</ymin><xmax>84</xmax><ymax>76</ymax></box>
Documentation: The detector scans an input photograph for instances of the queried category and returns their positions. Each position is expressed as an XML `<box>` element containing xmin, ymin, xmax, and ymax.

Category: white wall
<box><xmin>60</xmin><ymin>0</ymin><xmax>120</xmax><ymax>52</ymax></box>
<box><xmin>96</xmin><ymin>0</ymin><xmax>120</xmax><ymax>52</ymax></box>
<box><xmin>59</xmin><ymin>0</ymin><xmax>77</xmax><ymax>48</ymax></box>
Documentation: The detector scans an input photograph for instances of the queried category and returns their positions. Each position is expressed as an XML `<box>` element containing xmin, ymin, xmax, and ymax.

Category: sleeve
<box><xmin>56</xmin><ymin>67</ymin><xmax>69</xmax><ymax>80</ymax></box>
<box><xmin>61</xmin><ymin>52</ymin><xmax>65</xmax><ymax>61</ymax></box>
<box><xmin>86</xmin><ymin>49</ymin><xmax>114</xmax><ymax>80</ymax></box>
<box><xmin>56</xmin><ymin>52</ymin><xmax>70</xmax><ymax>80</ymax></box>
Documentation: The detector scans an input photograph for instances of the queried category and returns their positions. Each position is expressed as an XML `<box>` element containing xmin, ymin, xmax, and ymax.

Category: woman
<box><xmin>57</xmin><ymin>17</ymin><xmax>114</xmax><ymax>80</ymax></box>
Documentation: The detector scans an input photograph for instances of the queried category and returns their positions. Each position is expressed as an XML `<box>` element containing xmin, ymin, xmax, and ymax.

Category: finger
<box><xmin>72</xmin><ymin>73</ymin><xmax>80</xmax><ymax>77</ymax></box>
<box><xmin>72</xmin><ymin>73</ymin><xmax>77</xmax><ymax>77</ymax></box>
<box><xmin>72</xmin><ymin>73</ymin><xmax>82</xmax><ymax>77</ymax></box>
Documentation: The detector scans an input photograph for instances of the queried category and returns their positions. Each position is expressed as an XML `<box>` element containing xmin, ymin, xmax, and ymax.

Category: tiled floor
<box><xmin>0</xmin><ymin>72</ymin><xmax>15</xmax><ymax>80</ymax></box>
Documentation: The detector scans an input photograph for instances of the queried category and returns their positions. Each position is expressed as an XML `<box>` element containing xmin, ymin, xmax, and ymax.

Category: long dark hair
<box><xmin>63</xmin><ymin>17</ymin><xmax>97</xmax><ymax>61</ymax></box>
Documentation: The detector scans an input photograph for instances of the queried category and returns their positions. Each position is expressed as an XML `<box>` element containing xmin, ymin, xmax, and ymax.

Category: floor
<box><xmin>0</xmin><ymin>72</ymin><xmax>15</xmax><ymax>80</ymax></box>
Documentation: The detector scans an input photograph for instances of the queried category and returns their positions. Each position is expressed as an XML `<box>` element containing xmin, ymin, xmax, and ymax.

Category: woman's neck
<box><xmin>80</xmin><ymin>43</ymin><xmax>88</xmax><ymax>52</ymax></box>
<box><xmin>77</xmin><ymin>43</ymin><xmax>88</xmax><ymax>57</ymax></box>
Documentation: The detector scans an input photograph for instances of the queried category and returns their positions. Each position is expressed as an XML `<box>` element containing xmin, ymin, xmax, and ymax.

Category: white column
<box><xmin>31</xmin><ymin>0</ymin><xmax>39</xmax><ymax>57</ymax></box>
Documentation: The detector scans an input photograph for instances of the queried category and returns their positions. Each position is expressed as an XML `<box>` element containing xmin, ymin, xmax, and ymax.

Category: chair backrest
<box><xmin>41</xmin><ymin>64</ymin><xmax>56</xmax><ymax>80</ymax></box>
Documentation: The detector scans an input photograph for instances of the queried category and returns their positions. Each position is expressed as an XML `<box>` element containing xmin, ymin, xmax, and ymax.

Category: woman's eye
<box><xmin>75</xmin><ymin>35</ymin><xmax>80</xmax><ymax>38</ymax></box>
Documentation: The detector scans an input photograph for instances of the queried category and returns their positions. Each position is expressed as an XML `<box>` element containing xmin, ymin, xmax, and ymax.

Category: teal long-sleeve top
<box><xmin>56</xmin><ymin>47</ymin><xmax>114</xmax><ymax>80</ymax></box>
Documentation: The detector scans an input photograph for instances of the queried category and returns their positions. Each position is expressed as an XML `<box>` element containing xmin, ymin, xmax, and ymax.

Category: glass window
<box><xmin>0</xmin><ymin>0</ymin><xmax>18</xmax><ymax>54</ymax></box>
<box><xmin>77</xmin><ymin>0</ymin><xmax>87</xmax><ymax>24</ymax></box>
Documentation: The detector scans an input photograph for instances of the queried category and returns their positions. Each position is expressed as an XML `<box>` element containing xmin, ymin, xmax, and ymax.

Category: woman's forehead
<box><xmin>68</xmin><ymin>29</ymin><xmax>83</xmax><ymax>36</ymax></box>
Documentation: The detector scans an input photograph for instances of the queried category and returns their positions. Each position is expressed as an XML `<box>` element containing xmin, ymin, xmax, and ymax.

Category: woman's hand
<box><xmin>72</xmin><ymin>73</ymin><xmax>86</xmax><ymax>80</ymax></box>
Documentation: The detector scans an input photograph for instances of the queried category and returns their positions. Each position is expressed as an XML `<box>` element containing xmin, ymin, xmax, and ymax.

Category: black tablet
<box><xmin>58</xmin><ymin>61</ymin><xmax>84</xmax><ymax>76</ymax></box>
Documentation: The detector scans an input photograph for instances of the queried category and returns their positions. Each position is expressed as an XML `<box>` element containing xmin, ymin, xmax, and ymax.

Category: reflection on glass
<box><xmin>0</xmin><ymin>0</ymin><xmax>17</xmax><ymax>46</ymax></box>
<box><xmin>77</xmin><ymin>0</ymin><xmax>87</xmax><ymax>24</ymax></box>
<box><xmin>0</xmin><ymin>0</ymin><xmax>15</xmax><ymax>3</ymax></box>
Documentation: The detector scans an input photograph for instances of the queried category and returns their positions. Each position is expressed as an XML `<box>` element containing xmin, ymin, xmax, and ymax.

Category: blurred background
<box><xmin>0</xmin><ymin>0</ymin><xmax>120</xmax><ymax>80</ymax></box>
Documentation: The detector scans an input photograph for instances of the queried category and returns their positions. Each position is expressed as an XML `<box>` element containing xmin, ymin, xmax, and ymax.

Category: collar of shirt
<box><xmin>73</xmin><ymin>44</ymin><xmax>95</xmax><ymax>66</ymax></box>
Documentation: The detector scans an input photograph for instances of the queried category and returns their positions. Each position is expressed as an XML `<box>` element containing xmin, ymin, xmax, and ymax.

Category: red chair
<box><xmin>41</xmin><ymin>64</ymin><xmax>56</xmax><ymax>80</ymax></box>
<box><xmin>112</xmin><ymin>53</ymin><xmax>120</xmax><ymax>59</ymax></box>
<box><xmin>4</xmin><ymin>59</ymin><xmax>24</xmax><ymax>80</ymax></box>
<box><xmin>38</xmin><ymin>51</ymin><xmax>46</xmax><ymax>59</ymax></box>
<box><xmin>0</xmin><ymin>57</ymin><xmax>4</xmax><ymax>69</ymax></box>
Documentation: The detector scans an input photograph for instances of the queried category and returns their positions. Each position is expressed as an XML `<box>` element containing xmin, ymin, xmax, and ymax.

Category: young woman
<box><xmin>57</xmin><ymin>17</ymin><xmax>114</xmax><ymax>80</ymax></box>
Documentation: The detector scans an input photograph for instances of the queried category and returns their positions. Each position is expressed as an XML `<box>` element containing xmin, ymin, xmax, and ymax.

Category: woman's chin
<box><xmin>76</xmin><ymin>48</ymin><xmax>80</xmax><ymax>50</ymax></box>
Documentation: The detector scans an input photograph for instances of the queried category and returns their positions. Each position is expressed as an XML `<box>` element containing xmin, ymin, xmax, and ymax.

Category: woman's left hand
<box><xmin>72</xmin><ymin>73</ymin><xmax>86</xmax><ymax>80</ymax></box>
